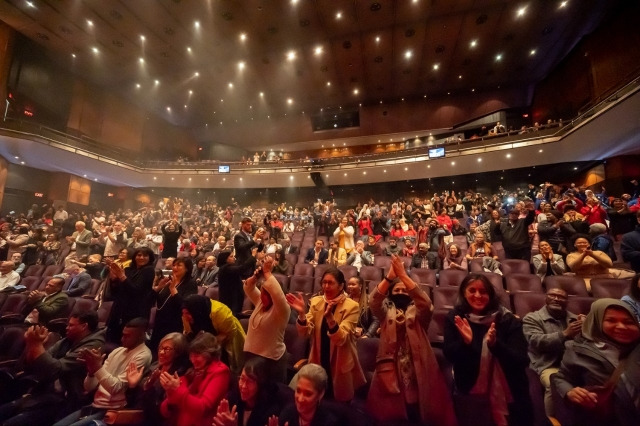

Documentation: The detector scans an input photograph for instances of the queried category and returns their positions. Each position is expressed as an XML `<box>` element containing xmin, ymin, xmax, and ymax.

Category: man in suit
<box><xmin>233</xmin><ymin>217</ymin><xmax>265</xmax><ymax>278</ymax></box>
<box><xmin>304</xmin><ymin>239</ymin><xmax>328</xmax><ymax>266</ymax></box>
<box><xmin>198</xmin><ymin>255</ymin><xmax>219</xmax><ymax>286</ymax></box>
<box><xmin>327</xmin><ymin>241</ymin><xmax>347</xmax><ymax>266</ymax></box>
<box><xmin>23</xmin><ymin>276</ymin><xmax>69</xmax><ymax>325</ymax></box>
<box><xmin>346</xmin><ymin>240</ymin><xmax>373</xmax><ymax>272</ymax></box>
<box><xmin>64</xmin><ymin>266</ymin><xmax>92</xmax><ymax>297</ymax></box>
<box><xmin>281</xmin><ymin>237</ymin><xmax>298</xmax><ymax>255</ymax></box>
<box><xmin>64</xmin><ymin>221</ymin><xmax>93</xmax><ymax>266</ymax></box>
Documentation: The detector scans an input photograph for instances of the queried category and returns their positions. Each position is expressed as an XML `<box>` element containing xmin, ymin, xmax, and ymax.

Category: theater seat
<box><xmin>501</xmin><ymin>259</ymin><xmax>532</xmax><ymax>275</ymax></box>
<box><xmin>338</xmin><ymin>265</ymin><xmax>358</xmax><ymax>282</ymax></box>
<box><xmin>428</xmin><ymin>308</ymin><xmax>449</xmax><ymax>344</ymax></box>
<box><xmin>204</xmin><ymin>286</ymin><xmax>219</xmax><ymax>300</ymax></box>
<box><xmin>590</xmin><ymin>278</ymin><xmax>630</xmax><ymax>299</ymax></box>
<box><xmin>42</xmin><ymin>264</ymin><xmax>64</xmax><ymax>277</ymax></box>
<box><xmin>313</xmin><ymin>263</ymin><xmax>329</xmax><ymax>278</ymax></box>
<box><xmin>468</xmin><ymin>258</ymin><xmax>484</xmax><ymax>272</ymax></box>
<box><xmin>438</xmin><ymin>270</ymin><xmax>468</xmax><ymax>287</ymax></box>
<box><xmin>288</xmin><ymin>275</ymin><xmax>314</xmax><ymax>295</ymax></box>
<box><xmin>293</xmin><ymin>263</ymin><xmax>314</xmax><ymax>277</ymax></box>
<box><xmin>0</xmin><ymin>293</ymin><xmax>28</xmax><ymax>324</ymax></box>
<box><xmin>512</xmin><ymin>293</ymin><xmax>547</xmax><ymax>318</ymax></box>
<box><xmin>433</xmin><ymin>286</ymin><xmax>459</xmax><ymax>310</ymax></box>
<box><xmin>410</xmin><ymin>269</ymin><xmax>437</xmax><ymax>287</ymax></box>
<box><xmin>373</xmin><ymin>256</ymin><xmax>391</xmax><ymax>271</ymax></box>
<box><xmin>505</xmin><ymin>274</ymin><xmax>543</xmax><ymax>294</ymax></box>
<box><xmin>272</xmin><ymin>273</ymin><xmax>290</xmax><ymax>292</ymax></box>
<box><xmin>0</xmin><ymin>327</ymin><xmax>26</xmax><ymax>361</ymax></box>
<box><xmin>543</xmin><ymin>275</ymin><xmax>589</xmax><ymax>296</ymax></box>
<box><xmin>359</xmin><ymin>266</ymin><xmax>383</xmax><ymax>284</ymax></box>
<box><xmin>23</xmin><ymin>264</ymin><xmax>45</xmax><ymax>277</ymax></box>
<box><xmin>566</xmin><ymin>296</ymin><xmax>595</xmax><ymax>316</ymax></box>
<box><xmin>20</xmin><ymin>276</ymin><xmax>44</xmax><ymax>292</ymax></box>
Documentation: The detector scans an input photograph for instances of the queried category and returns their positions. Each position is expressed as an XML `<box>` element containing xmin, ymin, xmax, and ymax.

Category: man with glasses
<box><xmin>522</xmin><ymin>288</ymin><xmax>584</xmax><ymax>417</ymax></box>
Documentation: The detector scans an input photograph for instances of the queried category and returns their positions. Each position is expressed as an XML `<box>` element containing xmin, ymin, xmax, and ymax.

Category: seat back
<box><xmin>288</xmin><ymin>275</ymin><xmax>314</xmax><ymax>295</ymax></box>
<box><xmin>314</xmin><ymin>263</ymin><xmax>330</xmax><ymax>279</ymax></box>
<box><xmin>285</xmin><ymin>253</ymin><xmax>298</xmax><ymax>268</ymax></box>
<box><xmin>512</xmin><ymin>293</ymin><xmax>547</xmax><ymax>318</ymax></box>
<box><xmin>197</xmin><ymin>286</ymin><xmax>207</xmax><ymax>295</ymax></box>
<box><xmin>373</xmin><ymin>256</ymin><xmax>391</xmax><ymax>270</ymax></box>
<box><xmin>97</xmin><ymin>301</ymin><xmax>113</xmax><ymax>327</ymax></box>
<box><xmin>567</xmin><ymin>296</ymin><xmax>595</xmax><ymax>316</ymax></box>
<box><xmin>293</xmin><ymin>263</ymin><xmax>314</xmax><ymax>277</ymax></box>
<box><xmin>356</xmin><ymin>337</ymin><xmax>380</xmax><ymax>380</ymax></box>
<box><xmin>409</xmin><ymin>269</ymin><xmax>437</xmax><ymax>287</ymax></box>
<box><xmin>272</xmin><ymin>273</ymin><xmax>290</xmax><ymax>292</ymax></box>
<box><xmin>505</xmin><ymin>274</ymin><xmax>543</xmax><ymax>294</ymax></box>
<box><xmin>438</xmin><ymin>270</ymin><xmax>468</xmax><ymax>286</ymax></box>
<box><xmin>42</xmin><ymin>264</ymin><xmax>64</xmax><ymax>277</ymax></box>
<box><xmin>501</xmin><ymin>259</ymin><xmax>532</xmax><ymax>275</ymax></box>
<box><xmin>433</xmin><ymin>286</ymin><xmax>459</xmax><ymax>310</ymax></box>
<box><xmin>24</xmin><ymin>264</ymin><xmax>45</xmax><ymax>277</ymax></box>
<box><xmin>21</xmin><ymin>276</ymin><xmax>44</xmax><ymax>292</ymax></box>
<box><xmin>468</xmin><ymin>258</ymin><xmax>484</xmax><ymax>272</ymax></box>
<box><xmin>452</xmin><ymin>235</ymin><xmax>469</xmax><ymax>250</ymax></box>
<box><xmin>205</xmin><ymin>286</ymin><xmax>219</xmax><ymax>300</ymax></box>
<box><xmin>590</xmin><ymin>278</ymin><xmax>630</xmax><ymax>299</ymax></box>
<box><xmin>0</xmin><ymin>327</ymin><xmax>26</xmax><ymax>360</ymax></box>
<box><xmin>428</xmin><ymin>308</ymin><xmax>449</xmax><ymax>344</ymax></box>
<box><xmin>337</xmin><ymin>265</ymin><xmax>358</xmax><ymax>282</ymax></box>
<box><xmin>543</xmin><ymin>275</ymin><xmax>589</xmax><ymax>296</ymax></box>
<box><xmin>70</xmin><ymin>297</ymin><xmax>98</xmax><ymax>315</ymax></box>
<box><xmin>0</xmin><ymin>293</ymin><xmax>28</xmax><ymax>316</ymax></box>
<box><xmin>359</xmin><ymin>265</ymin><xmax>383</xmax><ymax>283</ymax></box>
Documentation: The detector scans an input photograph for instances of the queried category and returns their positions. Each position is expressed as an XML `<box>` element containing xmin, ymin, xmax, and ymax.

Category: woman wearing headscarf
<box><xmin>182</xmin><ymin>294</ymin><xmax>246</xmax><ymax>374</ymax></box>
<box><xmin>552</xmin><ymin>299</ymin><xmax>640</xmax><ymax>426</ymax></box>
<box><xmin>444</xmin><ymin>273</ymin><xmax>533</xmax><ymax>426</ymax></box>
<box><xmin>367</xmin><ymin>255</ymin><xmax>457</xmax><ymax>425</ymax></box>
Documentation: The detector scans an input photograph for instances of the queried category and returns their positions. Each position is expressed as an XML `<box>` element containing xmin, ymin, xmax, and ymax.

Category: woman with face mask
<box><xmin>366</xmin><ymin>255</ymin><xmax>457</xmax><ymax>425</ymax></box>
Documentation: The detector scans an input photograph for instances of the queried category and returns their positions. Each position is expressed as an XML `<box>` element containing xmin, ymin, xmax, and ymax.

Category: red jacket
<box><xmin>580</xmin><ymin>204</ymin><xmax>608</xmax><ymax>226</ymax></box>
<box><xmin>161</xmin><ymin>360</ymin><xmax>230</xmax><ymax>426</ymax></box>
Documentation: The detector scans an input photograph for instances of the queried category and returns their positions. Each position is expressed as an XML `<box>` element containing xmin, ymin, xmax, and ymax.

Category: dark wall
<box><xmin>8</xmin><ymin>35</ymin><xmax>73</xmax><ymax>129</ymax></box>
<box><xmin>532</xmin><ymin>1</ymin><xmax>640</xmax><ymax>122</ymax></box>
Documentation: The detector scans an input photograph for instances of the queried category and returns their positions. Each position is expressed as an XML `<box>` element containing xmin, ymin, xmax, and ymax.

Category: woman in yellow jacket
<box><xmin>286</xmin><ymin>267</ymin><xmax>366</xmax><ymax>402</ymax></box>
<box><xmin>182</xmin><ymin>294</ymin><xmax>245</xmax><ymax>374</ymax></box>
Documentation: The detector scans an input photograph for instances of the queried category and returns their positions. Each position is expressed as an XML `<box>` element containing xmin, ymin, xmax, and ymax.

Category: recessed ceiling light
<box><xmin>86</xmin><ymin>19</ymin><xmax>93</xmax><ymax>26</ymax></box>
<box><xmin>91</xmin><ymin>47</ymin><xmax>99</xmax><ymax>54</ymax></box>
<box><xmin>240</xmin><ymin>33</ymin><xmax>247</xmax><ymax>41</ymax></box>
<box><xmin>171</xmin><ymin>177</ymin><xmax>174</xmax><ymax>180</ymax></box>
<box><xmin>290</xmin><ymin>176</ymin><xmax>294</xmax><ymax>180</ymax></box>
<box><xmin>539</xmin><ymin>149</ymin><xmax>543</xmax><ymax>153</ymax></box>
<box><xmin>184</xmin><ymin>105</ymin><xmax>187</xmax><ymax>108</ymax></box>
<box><xmin>336</xmin><ymin>11</ymin><xmax>342</xmax><ymax>19</ymax></box>
<box><xmin>326</xmin><ymin>81</ymin><xmax>331</xmax><ymax>86</ymax></box>
<box><xmin>427</xmin><ymin>165</ymin><xmax>431</xmax><ymax>168</ymax></box>
<box><xmin>471</xmin><ymin>88</ymin><xmax>475</xmax><ymax>92</ymax></box>
<box><xmin>405</xmin><ymin>50</ymin><xmax>412</xmax><ymax>59</ymax></box>
<box><xmin>287</xmin><ymin>98</ymin><xmax>293</xmax><ymax>104</ymax></box>
<box><xmin>458</xmin><ymin>75</ymin><xmax>462</xmax><ymax>79</ymax></box>
<box><xmin>344</xmin><ymin>173</ymin><xmax>347</xmax><ymax>176</ymax></box>
<box><xmin>560</xmin><ymin>1</ymin><xmax>568</xmax><ymax>8</ymax></box>
<box><xmin>259</xmin><ymin>92</ymin><xmax>264</xmax><ymax>97</ymax></box>
<box><xmin>166</xmin><ymin>106</ymin><xmax>171</xmax><ymax>112</ymax></box>
<box><xmin>404</xmin><ymin>167</ymin><xmax>408</xmax><ymax>171</ymax></box>
<box><xmin>495</xmin><ymin>53</ymin><xmax>503</xmax><ymax>61</ymax></box>
<box><xmin>451</xmin><ymin>161</ymin><xmax>455</xmax><ymax>165</ymax></box>
<box><xmin>153</xmin><ymin>177</ymin><xmax>157</xmax><ymax>180</ymax></box>
<box><xmin>71</xmin><ymin>53</ymin><xmax>76</xmax><ymax>58</ymax></box>
<box><xmin>138</xmin><ymin>57</ymin><xmax>144</xmax><ymax>63</ymax></box>
<box><xmin>187</xmin><ymin>47</ymin><xmax>192</xmax><ymax>53</ymax></box>
<box><xmin>140</xmin><ymin>35</ymin><xmax>145</xmax><ymax>41</ymax></box>
<box><xmin>25</xmin><ymin>1</ymin><xmax>35</xmax><ymax>7</ymax></box>
<box><xmin>506</xmin><ymin>153</ymin><xmax>511</xmax><ymax>158</ymax></box>
<box><xmin>363</xmin><ymin>171</ymin><xmax>367</xmax><ymax>175</ymax></box>
<box><xmin>470</xmin><ymin>39</ymin><xmax>477</xmax><ymax>48</ymax></box>
<box><xmin>228</xmin><ymin>82</ymin><xmax>233</xmax><ymax>88</ymax></box>
<box><xmin>194</xmin><ymin>71</ymin><xmax>199</xmax><ymax>77</ymax></box>
<box><xmin>238</xmin><ymin>61</ymin><xmax>245</xmax><ymax>70</ymax></box>
<box><xmin>14</xmin><ymin>156</ymin><xmax>19</xmax><ymax>159</ymax></box>
<box><xmin>353</xmin><ymin>88</ymin><xmax>359</xmax><ymax>95</ymax></box>
<box><xmin>433</xmin><ymin>63</ymin><xmax>439</xmax><ymax>70</ymax></box>
<box><xmin>154</xmin><ymin>79</ymin><xmax>160</xmax><ymax>85</ymax></box>
<box><xmin>194</xmin><ymin>21</ymin><xmax>200</xmax><ymax>28</ymax></box>
<box><xmin>287</xmin><ymin>50</ymin><xmax>296</xmax><ymax>61</ymax></box>
<box><xmin>94</xmin><ymin>178</ymin><xmax>97</xmax><ymax>181</ymax></box>
<box><xmin>517</xmin><ymin>7</ymin><xmax>527</xmax><ymax>17</ymax></box>
<box><xmin>383</xmin><ymin>170</ymin><xmax>387</xmax><ymax>173</ymax></box>
<box><xmin>530</xmin><ymin>49</ymin><xmax>537</xmax><ymax>56</ymax></box>
<box><xmin>375</xmin><ymin>36</ymin><xmax>380</xmax><ymax>43</ymax></box>
<box><xmin>314</xmin><ymin>46</ymin><xmax>322</xmax><ymax>55</ymax></box>
<box><xmin>477</xmin><ymin>158</ymin><xmax>482</xmax><ymax>162</ymax></box>
<box><xmin>188</xmin><ymin>177</ymin><xmax>192</xmax><ymax>181</ymax></box>
<box><xmin>188</xmin><ymin>90</ymin><xmax>193</xmax><ymax>95</ymax></box>
<box><xmin>239</xmin><ymin>177</ymin><xmax>243</xmax><ymax>181</ymax></box>
<box><xmin>135</xmin><ymin>83</ymin><xmax>141</xmax><ymax>89</ymax></box>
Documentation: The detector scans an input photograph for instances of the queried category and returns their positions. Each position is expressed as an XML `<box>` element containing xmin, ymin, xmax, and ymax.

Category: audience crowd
<box><xmin>0</xmin><ymin>177</ymin><xmax>639</xmax><ymax>426</ymax></box>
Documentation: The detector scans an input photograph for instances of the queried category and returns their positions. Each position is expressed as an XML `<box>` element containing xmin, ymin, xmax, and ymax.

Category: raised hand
<box><xmin>390</xmin><ymin>254</ymin><xmax>405</xmax><ymax>278</ymax></box>
<box><xmin>285</xmin><ymin>292</ymin><xmax>306</xmax><ymax>315</ymax></box>
<box><xmin>24</xmin><ymin>324</ymin><xmax>49</xmax><ymax>344</ymax></box>
<box><xmin>454</xmin><ymin>315</ymin><xmax>473</xmax><ymax>344</ymax></box>
<box><xmin>126</xmin><ymin>361</ymin><xmax>145</xmax><ymax>388</ymax></box>
<box><xmin>486</xmin><ymin>322</ymin><xmax>497</xmax><ymax>347</ymax></box>
<box><xmin>212</xmin><ymin>398</ymin><xmax>237</xmax><ymax>426</ymax></box>
<box><xmin>79</xmin><ymin>348</ymin><xmax>105</xmax><ymax>375</ymax></box>
<box><xmin>159</xmin><ymin>371</ymin><xmax>181</xmax><ymax>392</ymax></box>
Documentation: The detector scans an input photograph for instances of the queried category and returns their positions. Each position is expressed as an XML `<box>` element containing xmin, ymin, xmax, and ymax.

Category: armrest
<box><xmin>103</xmin><ymin>409</ymin><xmax>145</xmax><ymax>425</ymax></box>
<box><xmin>0</xmin><ymin>313</ymin><xmax>25</xmax><ymax>325</ymax></box>
<box><xmin>293</xmin><ymin>358</ymin><xmax>308</xmax><ymax>371</ymax></box>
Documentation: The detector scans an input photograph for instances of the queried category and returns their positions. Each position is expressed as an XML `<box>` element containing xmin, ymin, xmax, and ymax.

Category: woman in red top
<box><xmin>580</xmin><ymin>198</ymin><xmax>608</xmax><ymax>227</ymax></box>
<box><xmin>160</xmin><ymin>332</ymin><xmax>230</xmax><ymax>426</ymax></box>
<box><xmin>436</xmin><ymin>208</ymin><xmax>453</xmax><ymax>230</ymax></box>
<box><xmin>357</xmin><ymin>214</ymin><xmax>374</xmax><ymax>237</ymax></box>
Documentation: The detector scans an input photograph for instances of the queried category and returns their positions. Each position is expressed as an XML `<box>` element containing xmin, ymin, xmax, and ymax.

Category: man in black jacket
<box><xmin>492</xmin><ymin>201</ymin><xmax>536</xmax><ymax>260</ymax></box>
<box><xmin>233</xmin><ymin>217</ymin><xmax>264</xmax><ymax>278</ymax></box>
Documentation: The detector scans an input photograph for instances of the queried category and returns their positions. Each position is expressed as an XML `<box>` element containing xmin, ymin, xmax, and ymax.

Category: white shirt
<box><xmin>0</xmin><ymin>271</ymin><xmax>20</xmax><ymax>291</ymax></box>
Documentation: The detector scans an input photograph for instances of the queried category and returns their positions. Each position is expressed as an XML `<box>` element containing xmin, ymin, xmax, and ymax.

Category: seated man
<box><xmin>346</xmin><ymin>240</ymin><xmax>373</xmax><ymax>272</ymax></box>
<box><xmin>63</xmin><ymin>266</ymin><xmax>92</xmax><ymax>297</ymax></box>
<box><xmin>383</xmin><ymin>237</ymin><xmax>402</xmax><ymax>256</ymax></box>
<box><xmin>304</xmin><ymin>240</ymin><xmax>328</xmax><ymax>266</ymax></box>
<box><xmin>197</xmin><ymin>255</ymin><xmax>219</xmax><ymax>286</ymax></box>
<box><xmin>0</xmin><ymin>261</ymin><xmax>20</xmax><ymax>291</ymax></box>
<box><xmin>522</xmin><ymin>289</ymin><xmax>583</xmax><ymax>417</ymax></box>
<box><xmin>23</xmin><ymin>276</ymin><xmax>69</xmax><ymax>325</ymax></box>
<box><xmin>10</xmin><ymin>252</ymin><xmax>25</xmax><ymax>275</ymax></box>
<box><xmin>411</xmin><ymin>243</ymin><xmax>435</xmax><ymax>269</ymax></box>
<box><xmin>53</xmin><ymin>318</ymin><xmax>152</xmax><ymax>426</ymax></box>
<box><xmin>364</xmin><ymin>235</ymin><xmax>382</xmax><ymax>256</ymax></box>
<box><xmin>327</xmin><ymin>241</ymin><xmax>347</xmax><ymax>267</ymax></box>
<box><xmin>0</xmin><ymin>312</ymin><xmax>104</xmax><ymax>426</ymax></box>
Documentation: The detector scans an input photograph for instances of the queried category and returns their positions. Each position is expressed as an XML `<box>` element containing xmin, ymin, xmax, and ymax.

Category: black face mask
<box><xmin>389</xmin><ymin>294</ymin><xmax>412</xmax><ymax>310</ymax></box>
<box><xmin>429</xmin><ymin>224</ymin><xmax>437</xmax><ymax>229</ymax></box>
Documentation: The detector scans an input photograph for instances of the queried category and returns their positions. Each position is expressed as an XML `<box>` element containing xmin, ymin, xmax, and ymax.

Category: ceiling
<box><xmin>0</xmin><ymin>0</ymin><xmax>620</xmax><ymax>149</ymax></box>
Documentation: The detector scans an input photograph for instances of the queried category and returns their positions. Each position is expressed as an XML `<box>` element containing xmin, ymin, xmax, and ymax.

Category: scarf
<box><xmin>467</xmin><ymin>308</ymin><xmax>513</xmax><ymax>426</ymax></box>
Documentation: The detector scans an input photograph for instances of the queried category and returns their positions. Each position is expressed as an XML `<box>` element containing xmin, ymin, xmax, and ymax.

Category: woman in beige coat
<box><xmin>286</xmin><ymin>267</ymin><xmax>366</xmax><ymax>402</ymax></box>
<box><xmin>367</xmin><ymin>255</ymin><xmax>457</xmax><ymax>425</ymax></box>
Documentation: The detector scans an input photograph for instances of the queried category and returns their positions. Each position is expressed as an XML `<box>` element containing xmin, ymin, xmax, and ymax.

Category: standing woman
<box><xmin>367</xmin><ymin>255</ymin><xmax>457</xmax><ymax>425</ymax></box>
<box><xmin>216</xmin><ymin>250</ymin><xmax>255</xmax><ymax>316</ymax></box>
<box><xmin>182</xmin><ymin>294</ymin><xmax>246</xmax><ymax>374</ymax></box>
<box><xmin>346</xmin><ymin>276</ymin><xmax>379</xmax><ymax>339</ymax></box>
<box><xmin>443</xmin><ymin>273</ymin><xmax>533</xmax><ymax>426</ymax></box>
<box><xmin>161</xmin><ymin>219</ymin><xmax>183</xmax><ymax>259</ymax></box>
<box><xmin>106</xmin><ymin>247</ymin><xmax>156</xmax><ymax>344</ymax></box>
<box><xmin>285</xmin><ymin>267</ymin><xmax>366</xmax><ymax>402</ymax></box>
<box><xmin>243</xmin><ymin>256</ymin><xmax>291</xmax><ymax>383</ymax></box>
<box><xmin>149</xmin><ymin>258</ymin><xmax>198</xmax><ymax>352</ymax></box>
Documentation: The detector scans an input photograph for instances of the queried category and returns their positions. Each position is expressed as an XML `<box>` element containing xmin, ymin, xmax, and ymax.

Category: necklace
<box><xmin>156</xmin><ymin>280</ymin><xmax>182</xmax><ymax>310</ymax></box>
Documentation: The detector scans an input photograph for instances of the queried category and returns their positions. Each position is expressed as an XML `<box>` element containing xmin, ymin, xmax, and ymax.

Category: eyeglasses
<box><xmin>158</xmin><ymin>346</ymin><xmax>174</xmax><ymax>353</ymax></box>
<box><xmin>238</xmin><ymin>375</ymin><xmax>257</xmax><ymax>387</ymax></box>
